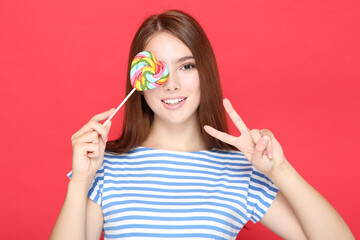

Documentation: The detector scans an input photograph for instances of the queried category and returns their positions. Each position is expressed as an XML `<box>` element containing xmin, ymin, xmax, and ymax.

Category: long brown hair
<box><xmin>106</xmin><ymin>9</ymin><xmax>237</xmax><ymax>154</ymax></box>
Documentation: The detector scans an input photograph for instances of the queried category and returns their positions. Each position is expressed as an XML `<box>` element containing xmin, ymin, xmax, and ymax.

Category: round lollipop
<box><xmin>103</xmin><ymin>51</ymin><xmax>169</xmax><ymax>126</ymax></box>
<box><xmin>130</xmin><ymin>51</ymin><xmax>169</xmax><ymax>91</ymax></box>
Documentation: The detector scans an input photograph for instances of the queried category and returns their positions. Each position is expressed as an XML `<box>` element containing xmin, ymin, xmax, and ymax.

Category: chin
<box><xmin>152</xmin><ymin>104</ymin><xmax>200</xmax><ymax>126</ymax></box>
<box><xmin>165</xmin><ymin>112</ymin><xmax>199</xmax><ymax>126</ymax></box>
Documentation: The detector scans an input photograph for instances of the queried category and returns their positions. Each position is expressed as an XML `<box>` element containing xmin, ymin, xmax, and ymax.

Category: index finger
<box><xmin>72</xmin><ymin>108</ymin><xmax>114</xmax><ymax>142</ymax></box>
<box><xmin>90</xmin><ymin>108</ymin><xmax>115</xmax><ymax>122</ymax></box>
<box><xmin>223</xmin><ymin>98</ymin><xmax>249</xmax><ymax>134</ymax></box>
<box><xmin>73</xmin><ymin>120</ymin><xmax>111</xmax><ymax>143</ymax></box>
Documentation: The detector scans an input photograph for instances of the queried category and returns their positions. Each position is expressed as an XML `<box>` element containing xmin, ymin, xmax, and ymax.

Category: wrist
<box><xmin>69</xmin><ymin>177</ymin><xmax>92</xmax><ymax>191</ymax></box>
<box><xmin>65</xmin><ymin>179</ymin><xmax>92</xmax><ymax>204</ymax></box>
<box><xmin>267</xmin><ymin>158</ymin><xmax>296</xmax><ymax>186</ymax></box>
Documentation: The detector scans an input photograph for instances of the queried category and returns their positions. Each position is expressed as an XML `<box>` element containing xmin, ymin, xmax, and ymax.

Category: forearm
<box><xmin>269</xmin><ymin>160</ymin><xmax>354</xmax><ymax>240</ymax></box>
<box><xmin>50</xmin><ymin>180</ymin><xmax>90</xmax><ymax>240</ymax></box>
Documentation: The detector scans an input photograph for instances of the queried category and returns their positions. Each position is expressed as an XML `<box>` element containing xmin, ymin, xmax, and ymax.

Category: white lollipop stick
<box><xmin>103</xmin><ymin>88</ymin><xmax>136</xmax><ymax>126</ymax></box>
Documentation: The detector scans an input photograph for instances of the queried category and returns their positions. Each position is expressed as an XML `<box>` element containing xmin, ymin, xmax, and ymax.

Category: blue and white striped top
<box><xmin>68</xmin><ymin>146</ymin><xmax>279</xmax><ymax>240</ymax></box>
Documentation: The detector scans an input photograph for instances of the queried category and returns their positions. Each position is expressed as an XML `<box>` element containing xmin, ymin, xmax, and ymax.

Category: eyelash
<box><xmin>180</xmin><ymin>63</ymin><xmax>196</xmax><ymax>71</ymax></box>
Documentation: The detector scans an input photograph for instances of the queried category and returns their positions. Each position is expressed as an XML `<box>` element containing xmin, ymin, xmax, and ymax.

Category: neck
<box><xmin>141</xmin><ymin>115</ymin><xmax>207</xmax><ymax>152</ymax></box>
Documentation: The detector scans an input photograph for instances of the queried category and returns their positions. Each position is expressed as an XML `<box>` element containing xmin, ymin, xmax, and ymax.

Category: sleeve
<box><xmin>67</xmin><ymin>163</ymin><xmax>105</xmax><ymax>206</ymax></box>
<box><xmin>246</xmin><ymin>165</ymin><xmax>279</xmax><ymax>223</ymax></box>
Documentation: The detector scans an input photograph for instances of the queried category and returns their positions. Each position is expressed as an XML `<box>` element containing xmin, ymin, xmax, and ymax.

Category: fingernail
<box><xmin>261</xmin><ymin>136</ymin><xmax>268</xmax><ymax>144</ymax></box>
<box><xmin>268</xmin><ymin>152</ymin><xmax>273</xmax><ymax>158</ymax></box>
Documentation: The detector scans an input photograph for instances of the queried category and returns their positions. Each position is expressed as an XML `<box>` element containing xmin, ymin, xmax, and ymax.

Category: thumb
<box><xmin>105</xmin><ymin>121</ymin><xmax>112</xmax><ymax>142</ymax></box>
<box><xmin>250</xmin><ymin>129</ymin><xmax>261</xmax><ymax>143</ymax></box>
<box><xmin>106</xmin><ymin>120</ymin><xmax>112</xmax><ymax>130</ymax></box>
<box><xmin>251</xmin><ymin>135</ymin><xmax>269</xmax><ymax>164</ymax></box>
<box><xmin>251</xmin><ymin>135</ymin><xmax>275</xmax><ymax>173</ymax></box>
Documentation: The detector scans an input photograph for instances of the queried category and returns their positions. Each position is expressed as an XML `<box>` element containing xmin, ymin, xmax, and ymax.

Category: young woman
<box><xmin>50</xmin><ymin>10</ymin><xmax>354</xmax><ymax>240</ymax></box>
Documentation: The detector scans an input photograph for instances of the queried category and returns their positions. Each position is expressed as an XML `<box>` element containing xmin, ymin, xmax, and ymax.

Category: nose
<box><xmin>162</xmin><ymin>70</ymin><xmax>181</xmax><ymax>92</ymax></box>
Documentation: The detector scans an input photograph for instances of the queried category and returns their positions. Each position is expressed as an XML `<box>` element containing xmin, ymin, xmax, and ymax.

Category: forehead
<box><xmin>144</xmin><ymin>32</ymin><xmax>192</xmax><ymax>63</ymax></box>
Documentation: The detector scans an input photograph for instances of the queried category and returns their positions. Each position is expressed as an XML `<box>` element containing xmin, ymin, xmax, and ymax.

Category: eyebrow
<box><xmin>173</xmin><ymin>56</ymin><xmax>194</xmax><ymax>64</ymax></box>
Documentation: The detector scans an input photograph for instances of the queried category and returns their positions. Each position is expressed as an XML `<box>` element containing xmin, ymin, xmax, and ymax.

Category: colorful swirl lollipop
<box><xmin>103</xmin><ymin>51</ymin><xmax>169</xmax><ymax>126</ymax></box>
<box><xmin>130</xmin><ymin>51</ymin><xmax>169</xmax><ymax>91</ymax></box>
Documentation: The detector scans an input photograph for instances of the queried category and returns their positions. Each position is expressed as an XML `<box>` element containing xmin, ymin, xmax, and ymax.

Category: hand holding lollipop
<box><xmin>103</xmin><ymin>51</ymin><xmax>169</xmax><ymax>126</ymax></box>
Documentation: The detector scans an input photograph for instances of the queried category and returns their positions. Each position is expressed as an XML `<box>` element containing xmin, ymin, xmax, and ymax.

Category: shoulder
<box><xmin>104</xmin><ymin>147</ymin><xmax>142</xmax><ymax>158</ymax></box>
<box><xmin>103</xmin><ymin>146</ymin><xmax>160</xmax><ymax>164</ymax></box>
<box><xmin>189</xmin><ymin>148</ymin><xmax>252</xmax><ymax>171</ymax></box>
<box><xmin>207</xmin><ymin>148</ymin><xmax>249</xmax><ymax>162</ymax></box>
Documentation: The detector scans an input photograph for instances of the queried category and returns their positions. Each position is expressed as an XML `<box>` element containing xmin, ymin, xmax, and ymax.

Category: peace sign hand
<box><xmin>204</xmin><ymin>99</ymin><xmax>287</xmax><ymax>177</ymax></box>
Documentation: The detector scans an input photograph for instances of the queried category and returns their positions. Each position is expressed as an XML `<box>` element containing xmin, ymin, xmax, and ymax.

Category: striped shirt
<box><xmin>68</xmin><ymin>146</ymin><xmax>279</xmax><ymax>240</ymax></box>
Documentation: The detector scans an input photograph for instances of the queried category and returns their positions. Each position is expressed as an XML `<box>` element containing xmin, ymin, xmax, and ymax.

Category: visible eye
<box><xmin>181</xmin><ymin>63</ymin><xmax>196</xmax><ymax>71</ymax></box>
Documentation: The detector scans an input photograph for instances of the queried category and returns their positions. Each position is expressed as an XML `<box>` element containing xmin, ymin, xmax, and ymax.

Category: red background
<box><xmin>1</xmin><ymin>0</ymin><xmax>359</xmax><ymax>239</ymax></box>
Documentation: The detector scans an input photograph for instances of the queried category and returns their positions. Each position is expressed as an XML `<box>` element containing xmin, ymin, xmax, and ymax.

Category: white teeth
<box><xmin>163</xmin><ymin>98</ymin><xmax>185</xmax><ymax>105</ymax></box>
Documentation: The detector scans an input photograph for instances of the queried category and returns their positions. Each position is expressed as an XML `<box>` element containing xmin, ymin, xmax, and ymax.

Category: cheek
<box><xmin>182</xmin><ymin>74</ymin><xmax>200</xmax><ymax>93</ymax></box>
<box><xmin>143</xmin><ymin>89</ymin><xmax>159</xmax><ymax>106</ymax></box>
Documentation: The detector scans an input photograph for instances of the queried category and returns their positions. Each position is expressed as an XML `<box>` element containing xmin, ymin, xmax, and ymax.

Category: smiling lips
<box><xmin>161</xmin><ymin>97</ymin><xmax>187</xmax><ymax>110</ymax></box>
